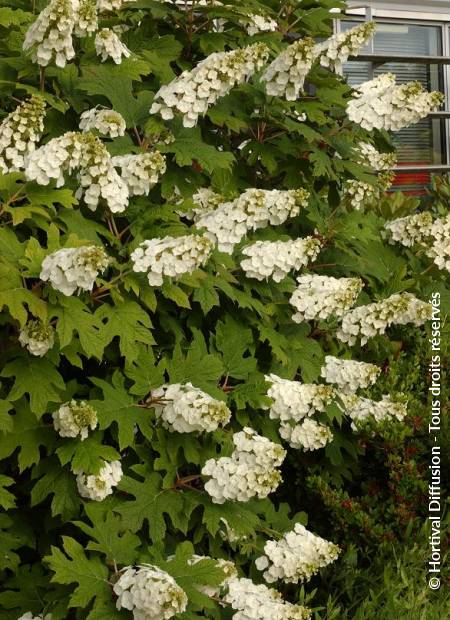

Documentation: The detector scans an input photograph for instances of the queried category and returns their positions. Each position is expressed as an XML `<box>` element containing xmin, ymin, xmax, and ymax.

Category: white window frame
<box><xmin>345</xmin><ymin>1</ymin><xmax>450</xmax><ymax>20</ymax></box>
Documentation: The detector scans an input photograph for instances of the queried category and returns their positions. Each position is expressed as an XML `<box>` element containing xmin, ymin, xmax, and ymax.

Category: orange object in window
<box><xmin>393</xmin><ymin>162</ymin><xmax>431</xmax><ymax>195</ymax></box>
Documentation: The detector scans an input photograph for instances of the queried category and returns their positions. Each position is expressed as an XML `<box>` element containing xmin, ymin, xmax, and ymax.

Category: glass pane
<box><xmin>341</xmin><ymin>20</ymin><xmax>445</xmax><ymax>194</ymax></box>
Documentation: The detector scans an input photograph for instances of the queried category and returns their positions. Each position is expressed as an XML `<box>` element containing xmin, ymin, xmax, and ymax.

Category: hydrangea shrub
<box><xmin>0</xmin><ymin>1</ymin><xmax>448</xmax><ymax>619</ymax></box>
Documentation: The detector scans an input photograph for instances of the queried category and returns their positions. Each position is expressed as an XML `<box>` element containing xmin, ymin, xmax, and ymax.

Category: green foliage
<box><xmin>0</xmin><ymin>1</ymin><xmax>448</xmax><ymax>619</ymax></box>
<box><xmin>1</xmin><ymin>356</ymin><xmax>65</xmax><ymax>415</ymax></box>
<box><xmin>45</xmin><ymin>536</ymin><xmax>111</xmax><ymax>608</ymax></box>
<box><xmin>316</xmin><ymin>526</ymin><xmax>450</xmax><ymax>619</ymax></box>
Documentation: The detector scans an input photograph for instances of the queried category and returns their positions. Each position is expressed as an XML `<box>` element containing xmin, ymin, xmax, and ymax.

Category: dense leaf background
<box><xmin>0</xmin><ymin>0</ymin><xmax>448</xmax><ymax>618</ymax></box>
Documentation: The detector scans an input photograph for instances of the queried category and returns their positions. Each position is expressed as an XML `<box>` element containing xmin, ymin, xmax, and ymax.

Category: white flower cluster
<box><xmin>97</xmin><ymin>0</ymin><xmax>127</xmax><ymax>11</ymax></box>
<box><xmin>343</xmin><ymin>178</ymin><xmax>373</xmax><ymax>211</ymax></box>
<box><xmin>17</xmin><ymin>613</ymin><xmax>51</xmax><ymax>620</ymax></box>
<box><xmin>356</xmin><ymin>142</ymin><xmax>397</xmax><ymax>171</ymax></box>
<box><xmin>22</xmin><ymin>0</ymin><xmax>135</xmax><ymax>67</ymax></box>
<box><xmin>279</xmin><ymin>418</ymin><xmax>333</xmax><ymax>451</ymax></box>
<box><xmin>265</xmin><ymin>375</ymin><xmax>334</xmax><ymax>452</ymax></box>
<box><xmin>113</xmin><ymin>564</ymin><xmax>187</xmax><ymax>620</ymax></box>
<box><xmin>202</xmin><ymin>427</ymin><xmax>286</xmax><ymax>504</ymax></box>
<box><xmin>246</xmin><ymin>14</ymin><xmax>277</xmax><ymax>36</ymax></box>
<box><xmin>151</xmin><ymin>383</ymin><xmax>231</xmax><ymax>433</ymax></box>
<box><xmin>321</xmin><ymin>356</ymin><xmax>381</xmax><ymax>393</ymax></box>
<box><xmin>79</xmin><ymin>107</ymin><xmax>126</xmax><ymax>138</ymax></box>
<box><xmin>385</xmin><ymin>212</ymin><xmax>450</xmax><ymax>272</ymax></box>
<box><xmin>23</xmin><ymin>0</ymin><xmax>75</xmax><ymax>67</ymax></box>
<box><xmin>240</xmin><ymin>236</ymin><xmax>322</xmax><ymax>282</ymax></box>
<box><xmin>224</xmin><ymin>576</ymin><xmax>312</xmax><ymax>620</ymax></box>
<box><xmin>347</xmin><ymin>73</ymin><xmax>444</xmax><ymax>132</ymax></box>
<box><xmin>337</xmin><ymin>292</ymin><xmax>432</xmax><ymax>345</ymax></box>
<box><xmin>52</xmin><ymin>399</ymin><xmax>98</xmax><ymax>440</ymax></box>
<box><xmin>0</xmin><ymin>95</ymin><xmax>46</xmax><ymax>173</ymax></box>
<box><xmin>95</xmin><ymin>28</ymin><xmax>131</xmax><ymax>64</ymax></box>
<box><xmin>74</xmin><ymin>0</ymin><xmax>98</xmax><ymax>37</ymax></box>
<box><xmin>150</xmin><ymin>43</ymin><xmax>269</xmax><ymax>127</ymax></box>
<box><xmin>427</xmin><ymin>214</ymin><xmax>450</xmax><ymax>271</ymax></box>
<box><xmin>25</xmin><ymin>131</ymin><xmax>129</xmax><ymax>213</ymax></box>
<box><xmin>24</xmin><ymin>131</ymin><xmax>77</xmax><ymax>186</ymax></box>
<box><xmin>131</xmin><ymin>234</ymin><xmax>213</xmax><ymax>286</ymax></box>
<box><xmin>76</xmin><ymin>460</ymin><xmax>122</xmax><ymax>501</ymax></box>
<box><xmin>317</xmin><ymin>21</ymin><xmax>375</xmax><ymax>72</ymax></box>
<box><xmin>339</xmin><ymin>394</ymin><xmax>407</xmax><ymax>430</ymax></box>
<box><xmin>18</xmin><ymin>319</ymin><xmax>54</xmax><ymax>357</ymax></box>
<box><xmin>112</xmin><ymin>151</ymin><xmax>167</xmax><ymax>196</ymax></box>
<box><xmin>40</xmin><ymin>245</ymin><xmax>109</xmax><ymax>296</ymax></box>
<box><xmin>262</xmin><ymin>37</ymin><xmax>317</xmax><ymax>100</ymax></box>
<box><xmin>385</xmin><ymin>212</ymin><xmax>433</xmax><ymax>247</ymax></box>
<box><xmin>290</xmin><ymin>275</ymin><xmax>363</xmax><ymax>322</ymax></box>
<box><xmin>71</xmin><ymin>131</ymin><xmax>130</xmax><ymax>212</ymax></box>
<box><xmin>265</xmin><ymin>374</ymin><xmax>334</xmax><ymax>422</ymax></box>
<box><xmin>343</xmin><ymin>174</ymin><xmax>393</xmax><ymax>211</ymax></box>
<box><xmin>255</xmin><ymin>523</ymin><xmax>340</xmax><ymax>584</ymax></box>
<box><xmin>344</xmin><ymin>142</ymin><xmax>396</xmax><ymax>210</ymax></box>
<box><xmin>185</xmin><ymin>187</ymin><xmax>225</xmax><ymax>221</ymax></box>
<box><xmin>197</xmin><ymin>188</ymin><xmax>309</xmax><ymax>253</ymax></box>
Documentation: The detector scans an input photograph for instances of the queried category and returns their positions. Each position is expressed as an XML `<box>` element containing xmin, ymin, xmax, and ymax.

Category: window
<box><xmin>340</xmin><ymin>19</ymin><xmax>446</xmax><ymax>193</ymax></box>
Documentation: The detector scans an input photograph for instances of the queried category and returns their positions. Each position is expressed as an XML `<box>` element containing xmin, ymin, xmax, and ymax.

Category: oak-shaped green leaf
<box><xmin>26</xmin><ymin>184</ymin><xmax>78</xmax><ymax>208</ymax></box>
<box><xmin>343</xmin><ymin>239</ymin><xmax>407</xmax><ymax>285</ymax></box>
<box><xmin>86</xmin><ymin>599</ymin><xmax>124</xmax><ymax>620</ymax></box>
<box><xmin>228</xmin><ymin>374</ymin><xmax>271</xmax><ymax>410</ymax></box>
<box><xmin>0</xmin><ymin>564</ymin><xmax>49</xmax><ymax>614</ymax></box>
<box><xmin>45</xmin><ymin>536</ymin><xmax>110</xmax><ymax>608</ymax></box>
<box><xmin>0</xmin><ymin>7</ymin><xmax>33</xmax><ymax>27</ymax></box>
<box><xmin>159</xmin><ymin>542</ymin><xmax>225</xmax><ymax>611</ymax></box>
<box><xmin>57</xmin><ymin>209</ymin><xmax>113</xmax><ymax>244</ymax></box>
<box><xmin>90</xmin><ymin>372</ymin><xmax>150</xmax><ymax>449</ymax></box>
<box><xmin>0</xmin><ymin>227</ymin><xmax>25</xmax><ymax>263</ymax></box>
<box><xmin>254</xmin><ymin>498</ymin><xmax>308</xmax><ymax>533</ymax></box>
<box><xmin>257</xmin><ymin>325</ymin><xmax>290</xmax><ymax>365</ymax></box>
<box><xmin>0</xmin><ymin>476</ymin><xmax>16</xmax><ymax>510</ymax></box>
<box><xmin>196</xmin><ymin>492</ymin><xmax>261</xmax><ymax>538</ymax></box>
<box><xmin>125</xmin><ymin>347</ymin><xmax>165</xmax><ymax>397</ymax></box>
<box><xmin>31</xmin><ymin>458</ymin><xmax>81</xmax><ymax>520</ymax></box>
<box><xmin>215</xmin><ymin>278</ymin><xmax>268</xmax><ymax>316</ymax></box>
<box><xmin>0</xmin><ymin>81</ymin><xmax>69</xmax><ymax>113</ymax></box>
<box><xmin>73</xmin><ymin>504</ymin><xmax>140</xmax><ymax>565</ymax></box>
<box><xmin>160</xmin><ymin>126</ymin><xmax>235</xmax><ymax>173</ymax></box>
<box><xmin>77</xmin><ymin>61</ymin><xmax>151</xmax><ymax>126</ymax></box>
<box><xmin>0</xmin><ymin>262</ymin><xmax>47</xmax><ymax>326</ymax></box>
<box><xmin>214</xmin><ymin>316</ymin><xmax>257</xmax><ymax>379</ymax></box>
<box><xmin>161</xmin><ymin>282</ymin><xmax>191</xmax><ymax>308</ymax></box>
<box><xmin>56</xmin><ymin>433</ymin><xmax>120</xmax><ymax>475</ymax></box>
<box><xmin>310</xmin><ymin>149</ymin><xmax>335</xmax><ymax>179</ymax></box>
<box><xmin>141</xmin><ymin>35</ymin><xmax>182</xmax><ymax>83</ymax></box>
<box><xmin>0</xmin><ymin>514</ymin><xmax>34</xmax><ymax>572</ymax></box>
<box><xmin>50</xmin><ymin>296</ymin><xmax>105</xmax><ymax>359</ymax></box>
<box><xmin>166</xmin><ymin>331</ymin><xmax>224</xmax><ymax>397</ymax></box>
<box><xmin>192</xmin><ymin>277</ymin><xmax>220</xmax><ymax>314</ymax></box>
<box><xmin>96</xmin><ymin>301</ymin><xmax>154</xmax><ymax>362</ymax></box>
<box><xmin>0</xmin><ymin>400</ymin><xmax>55</xmax><ymax>471</ymax></box>
<box><xmin>116</xmin><ymin>468</ymin><xmax>188</xmax><ymax>540</ymax></box>
<box><xmin>1</xmin><ymin>356</ymin><xmax>65</xmax><ymax>415</ymax></box>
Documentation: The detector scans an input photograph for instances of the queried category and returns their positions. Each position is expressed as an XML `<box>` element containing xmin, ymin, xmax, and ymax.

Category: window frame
<box><xmin>344</xmin><ymin>4</ymin><xmax>450</xmax><ymax>22</ymax></box>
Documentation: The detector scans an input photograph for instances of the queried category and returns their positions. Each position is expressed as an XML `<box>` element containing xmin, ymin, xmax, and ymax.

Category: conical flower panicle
<box><xmin>0</xmin><ymin>95</ymin><xmax>46</xmax><ymax>173</ymax></box>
